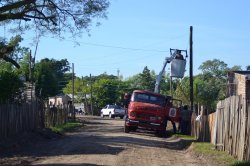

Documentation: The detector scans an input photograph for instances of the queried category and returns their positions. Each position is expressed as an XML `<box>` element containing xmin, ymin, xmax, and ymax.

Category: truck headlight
<box><xmin>130</xmin><ymin>112</ymin><xmax>136</xmax><ymax>117</ymax></box>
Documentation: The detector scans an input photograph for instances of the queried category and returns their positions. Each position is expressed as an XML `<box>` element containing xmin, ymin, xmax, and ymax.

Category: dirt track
<box><xmin>0</xmin><ymin>116</ymin><xmax>213</xmax><ymax>166</ymax></box>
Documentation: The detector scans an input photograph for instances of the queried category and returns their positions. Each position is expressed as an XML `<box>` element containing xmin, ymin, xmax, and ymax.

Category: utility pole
<box><xmin>90</xmin><ymin>74</ymin><xmax>93</xmax><ymax>115</ymax></box>
<box><xmin>82</xmin><ymin>76</ymin><xmax>87</xmax><ymax>113</ymax></box>
<box><xmin>72</xmin><ymin>63</ymin><xmax>75</xmax><ymax>120</ymax></box>
<box><xmin>189</xmin><ymin>26</ymin><xmax>194</xmax><ymax>111</ymax></box>
<box><xmin>29</xmin><ymin>50</ymin><xmax>33</xmax><ymax>100</ymax></box>
<box><xmin>117</xmin><ymin>69</ymin><xmax>120</xmax><ymax>79</ymax></box>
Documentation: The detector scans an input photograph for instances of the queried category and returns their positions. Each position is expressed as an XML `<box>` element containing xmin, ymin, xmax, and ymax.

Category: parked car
<box><xmin>100</xmin><ymin>105</ymin><xmax>126</xmax><ymax>119</ymax></box>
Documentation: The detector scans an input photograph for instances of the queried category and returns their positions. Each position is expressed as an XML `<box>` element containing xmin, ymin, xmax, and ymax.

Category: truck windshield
<box><xmin>131</xmin><ymin>92</ymin><xmax>166</xmax><ymax>107</ymax></box>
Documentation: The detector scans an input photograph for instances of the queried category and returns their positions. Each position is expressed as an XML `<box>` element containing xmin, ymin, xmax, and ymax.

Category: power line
<box><xmin>77</xmin><ymin>41</ymin><xmax>168</xmax><ymax>52</ymax></box>
<box><xmin>42</xmin><ymin>35</ymin><xmax>169</xmax><ymax>53</ymax></box>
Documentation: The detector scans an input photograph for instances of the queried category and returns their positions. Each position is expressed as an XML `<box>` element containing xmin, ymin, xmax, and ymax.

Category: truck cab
<box><xmin>124</xmin><ymin>90</ymin><xmax>180</xmax><ymax>137</ymax></box>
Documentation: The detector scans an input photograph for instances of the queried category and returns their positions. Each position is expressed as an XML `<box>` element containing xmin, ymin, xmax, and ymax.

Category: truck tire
<box><xmin>130</xmin><ymin>127</ymin><xmax>137</xmax><ymax>132</ymax></box>
<box><xmin>158</xmin><ymin>120</ymin><xmax>167</xmax><ymax>137</ymax></box>
<box><xmin>158</xmin><ymin>130</ymin><xmax>167</xmax><ymax>138</ymax></box>
<box><xmin>124</xmin><ymin>125</ymin><xmax>130</xmax><ymax>133</ymax></box>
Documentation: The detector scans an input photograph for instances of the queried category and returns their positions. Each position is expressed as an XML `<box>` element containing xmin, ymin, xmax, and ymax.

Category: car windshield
<box><xmin>131</xmin><ymin>92</ymin><xmax>166</xmax><ymax>107</ymax></box>
<box><xmin>109</xmin><ymin>105</ymin><xmax>120</xmax><ymax>109</ymax></box>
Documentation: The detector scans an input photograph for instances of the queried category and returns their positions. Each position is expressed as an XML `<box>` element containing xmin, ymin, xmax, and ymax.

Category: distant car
<box><xmin>100</xmin><ymin>105</ymin><xmax>126</xmax><ymax>119</ymax></box>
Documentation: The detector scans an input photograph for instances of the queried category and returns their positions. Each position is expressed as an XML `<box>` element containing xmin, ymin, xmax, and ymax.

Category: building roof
<box><xmin>231</xmin><ymin>71</ymin><xmax>250</xmax><ymax>75</ymax></box>
<box><xmin>230</xmin><ymin>71</ymin><xmax>250</xmax><ymax>80</ymax></box>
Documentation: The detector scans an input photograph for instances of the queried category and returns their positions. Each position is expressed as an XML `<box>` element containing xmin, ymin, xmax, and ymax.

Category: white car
<box><xmin>100</xmin><ymin>105</ymin><xmax>126</xmax><ymax>119</ymax></box>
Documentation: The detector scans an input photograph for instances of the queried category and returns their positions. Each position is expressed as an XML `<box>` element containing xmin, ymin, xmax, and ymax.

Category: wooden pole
<box><xmin>72</xmin><ymin>63</ymin><xmax>75</xmax><ymax>120</ymax></box>
<box><xmin>90</xmin><ymin>74</ymin><xmax>93</xmax><ymax>115</ymax></box>
<box><xmin>190</xmin><ymin>26</ymin><xmax>194</xmax><ymax>111</ymax></box>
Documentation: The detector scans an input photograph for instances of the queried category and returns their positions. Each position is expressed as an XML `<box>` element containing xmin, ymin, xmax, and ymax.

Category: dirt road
<box><xmin>0</xmin><ymin>116</ymin><xmax>212</xmax><ymax>166</ymax></box>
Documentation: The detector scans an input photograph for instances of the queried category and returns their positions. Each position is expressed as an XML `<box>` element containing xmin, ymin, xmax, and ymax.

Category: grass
<box><xmin>174</xmin><ymin>134</ymin><xmax>250</xmax><ymax>166</ymax></box>
<box><xmin>50</xmin><ymin>120</ymin><xmax>84</xmax><ymax>134</ymax></box>
<box><xmin>174</xmin><ymin>133</ymin><xmax>195</xmax><ymax>140</ymax></box>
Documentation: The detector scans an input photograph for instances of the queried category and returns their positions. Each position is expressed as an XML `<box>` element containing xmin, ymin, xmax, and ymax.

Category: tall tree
<box><xmin>0</xmin><ymin>70</ymin><xmax>24</xmax><ymax>103</ymax></box>
<box><xmin>34</xmin><ymin>58</ymin><xmax>70</xmax><ymax>99</ymax></box>
<box><xmin>138</xmin><ymin>66</ymin><xmax>155</xmax><ymax>91</ymax></box>
<box><xmin>0</xmin><ymin>0</ymin><xmax>109</xmax><ymax>38</ymax></box>
<box><xmin>0</xmin><ymin>35</ymin><xmax>27</xmax><ymax>68</ymax></box>
<box><xmin>198</xmin><ymin>59</ymin><xmax>228</xmax><ymax>79</ymax></box>
<box><xmin>64</xmin><ymin>77</ymin><xmax>90</xmax><ymax>101</ymax></box>
<box><xmin>174</xmin><ymin>59</ymin><xmax>242</xmax><ymax>110</ymax></box>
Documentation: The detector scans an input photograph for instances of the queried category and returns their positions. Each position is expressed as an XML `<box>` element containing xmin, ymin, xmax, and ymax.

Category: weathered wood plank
<box><xmin>0</xmin><ymin>101</ymin><xmax>47</xmax><ymax>141</ymax></box>
<box><xmin>213</xmin><ymin>96</ymin><xmax>250</xmax><ymax>161</ymax></box>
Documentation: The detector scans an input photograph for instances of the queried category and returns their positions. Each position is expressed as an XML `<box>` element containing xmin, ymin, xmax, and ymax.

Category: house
<box><xmin>227</xmin><ymin>71</ymin><xmax>250</xmax><ymax>100</ymax></box>
<box><xmin>48</xmin><ymin>94</ymin><xmax>72</xmax><ymax>106</ymax></box>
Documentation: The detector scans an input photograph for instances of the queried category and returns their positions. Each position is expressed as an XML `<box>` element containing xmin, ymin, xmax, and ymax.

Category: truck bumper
<box><xmin>125</xmin><ymin>118</ymin><xmax>165</xmax><ymax>131</ymax></box>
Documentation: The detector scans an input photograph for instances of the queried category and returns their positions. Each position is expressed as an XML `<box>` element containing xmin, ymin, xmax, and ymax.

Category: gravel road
<box><xmin>0</xmin><ymin>115</ymin><xmax>213</xmax><ymax>166</ymax></box>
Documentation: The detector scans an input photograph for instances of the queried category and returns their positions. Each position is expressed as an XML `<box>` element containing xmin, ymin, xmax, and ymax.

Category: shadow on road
<box><xmin>34</xmin><ymin>164</ymin><xmax>100</xmax><ymax>166</ymax></box>
<box><xmin>0</xmin><ymin>116</ymin><xmax>193</xmax><ymax>165</ymax></box>
<box><xmin>0</xmin><ymin>132</ymin><xmax>192</xmax><ymax>158</ymax></box>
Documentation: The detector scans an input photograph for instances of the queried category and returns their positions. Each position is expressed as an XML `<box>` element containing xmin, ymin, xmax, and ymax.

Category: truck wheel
<box><xmin>158</xmin><ymin>120</ymin><xmax>167</xmax><ymax>137</ymax></box>
<box><xmin>120</xmin><ymin>116</ymin><xmax>124</xmax><ymax>119</ymax></box>
<box><xmin>159</xmin><ymin>130</ymin><xmax>167</xmax><ymax>138</ymax></box>
<box><xmin>130</xmin><ymin>127</ymin><xmax>137</xmax><ymax>132</ymax></box>
<box><xmin>124</xmin><ymin>125</ymin><xmax>130</xmax><ymax>133</ymax></box>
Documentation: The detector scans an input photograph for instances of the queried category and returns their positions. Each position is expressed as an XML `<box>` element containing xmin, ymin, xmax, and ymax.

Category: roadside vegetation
<box><xmin>175</xmin><ymin>134</ymin><xmax>250</xmax><ymax>166</ymax></box>
<box><xmin>49</xmin><ymin>120</ymin><xmax>84</xmax><ymax>134</ymax></box>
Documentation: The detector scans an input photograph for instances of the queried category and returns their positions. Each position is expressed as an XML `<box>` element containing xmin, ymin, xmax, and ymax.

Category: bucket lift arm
<box><xmin>154</xmin><ymin>49</ymin><xmax>187</xmax><ymax>94</ymax></box>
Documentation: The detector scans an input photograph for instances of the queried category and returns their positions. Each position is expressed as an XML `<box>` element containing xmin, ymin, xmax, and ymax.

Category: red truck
<box><xmin>124</xmin><ymin>90</ymin><xmax>180</xmax><ymax>137</ymax></box>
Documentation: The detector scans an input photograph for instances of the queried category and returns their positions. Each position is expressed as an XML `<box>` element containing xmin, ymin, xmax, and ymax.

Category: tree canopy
<box><xmin>0</xmin><ymin>35</ymin><xmax>28</xmax><ymax>68</ymax></box>
<box><xmin>0</xmin><ymin>70</ymin><xmax>24</xmax><ymax>103</ymax></box>
<box><xmin>0</xmin><ymin>0</ymin><xmax>110</xmax><ymax>38</ymax></box>
<box><xmin>174</xmin><ymin>59</ymin><xmax>243</xmax><ymax>110</ymax></box>
<box><xmin>34</xmin><ymin>58</ymin><xmax>70</xmax><ymax>99</ymax></box>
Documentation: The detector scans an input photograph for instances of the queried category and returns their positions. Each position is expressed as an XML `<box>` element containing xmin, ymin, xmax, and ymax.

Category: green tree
<box><xmin>138</xmin><ymin>66</ymin><xmax>155</xmax><ymax>91</ymax></box>
<box><xmin>174</xmin><ymin>59</ymin><xmax>242</xmax><ymax>110</ymax></box>
<box><xmin>1</xmin><ymin>1</ymin><xmax>109</xmax><ymax>69</ymax></box>
<box><xmin>198</xmin><ymin>59</ymin><xmax>228</xmax><ymax>79</ymax></box>
<box><xmin>63</xmin><ymin>77</ymin><xmax>87</xmax><ymax>103</ymax></box>
<box><xmin>93</xmin><ymin>79</ymin><xmax>117</xmax><ymax>108</ymax></box>
<box><xmin>0</xmin><ymin>0</ymin><xmax>109</xmax><ymax>38</ymax></box>
<box><xmin>159</xmin><ymin>73</ymin><xmax>172</xmax><ymax>96</ymax></box>
<box><xmin>34</xmin><ymin>58</ymin><xmax>70</xmax><ymax>99</ymax></box>
<box><xmin>125</xmin><ymin>74</ymin><xmax>142</xmax><ymax>90</ymax></box>
<box><xmin>247</xmin><ymin>65</ymin><xmax>250</xmax><ymax>71</ymax></box>
<box><xmin>174</xmin><ymin>77</ymin><xmax>190</xmax><ymax>105</ymax></box>
<box><xmin>0</xmin><ymin>36</ymin><xmax>29</xmax><ymax>103</ymax></box>
<box><xmin>0</xmin><ymin>70</ymin><xmax>24</xmax><ymax>103</ymax></box>
<box><xmin>0</xmin><ymin>35</ymin><xmax>27</xmax><ymax>68</ymax></box>
<box><xmin>199</xmin><ymin>59</ymin><xmax>241</xmax><ymax>101</ymax></box>
<box><xmin>16</xmin><ymin>51</ymin><xmax>32</xmax><ymax>81</ymax></box>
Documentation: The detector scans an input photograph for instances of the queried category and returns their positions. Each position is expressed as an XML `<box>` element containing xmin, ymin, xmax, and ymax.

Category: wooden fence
<box><xmin>191</xmin><ymin>111</ymin><xmax>216</xmax><ymax>142</ymax></box>
<box><xmin>213</xmin><ymin>96</ymin><xmax>250</xmax><ymax>161</ymax></box>
<box><xmin>45</xmin><ymin>104</ymin><xmax>69</xmax><ymax>127</ymax></box>
<box><xmin>0</xmin><ymin>101</ymin><xmax>70</xmax><ymax>142</ymax></box>
<box><xmin>192</xmin><ymin>96</ymin><xmax>250</xmax><ymax>161</ymax></box>
<box><xmin>0</xmin><ymin>100</ymin><xmax>43</xmax><ymax>141</ymax></box>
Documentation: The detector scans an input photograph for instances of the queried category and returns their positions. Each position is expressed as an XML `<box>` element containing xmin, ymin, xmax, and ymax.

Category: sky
<box><xmin>4</xmin><ymin>0</ymin><xmax>250</xmax><ymax>79</ymax></box>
